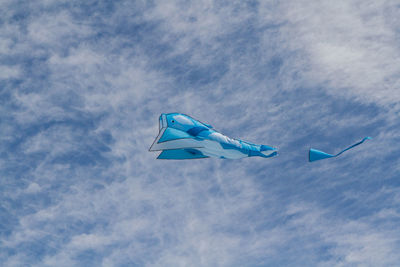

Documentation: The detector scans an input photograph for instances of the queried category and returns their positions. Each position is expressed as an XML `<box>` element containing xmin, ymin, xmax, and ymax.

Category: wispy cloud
<box><xmin>1</xmin><ymin>0</ymin><xmax>399</xmax><ymax>266</ymax></box>
<box><xmin>273</xmin><ymin>0</ymin><xmax>400</xmax><ymax>107</ymax></box>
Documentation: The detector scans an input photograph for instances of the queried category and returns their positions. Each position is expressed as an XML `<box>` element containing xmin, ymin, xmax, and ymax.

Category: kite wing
<box><xmin>309</xmin><ymin>137</ymin><xmax>372</xmax><ymax>162</ymax></box>
<box><xmin>157</xmin><ymin>148</ymin><xmax>209</xmax><ymax>160</ymax></box>
<box><xmin>149</xmin><ymin>126</ymin><xmax>204</xmax><ymax>152</ymax></box>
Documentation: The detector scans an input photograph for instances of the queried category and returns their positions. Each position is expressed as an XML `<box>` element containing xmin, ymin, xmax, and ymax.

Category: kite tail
<box><xmin>309</xmin><ymin>137</ymin><xmax>372</xmax><ymax>162</ymax></box>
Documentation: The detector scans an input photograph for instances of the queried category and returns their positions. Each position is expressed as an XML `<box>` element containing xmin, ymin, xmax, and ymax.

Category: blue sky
<box><xmin>1</xmin><ymin>0</ymin><xmax>400</xmax><ymax>266</ymax></box>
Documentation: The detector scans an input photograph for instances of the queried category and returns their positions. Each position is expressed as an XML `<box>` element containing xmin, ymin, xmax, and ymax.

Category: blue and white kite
<box><xmin>149</xmin><ymin>113</ymin><xmax>278</xmax><ymax>160</ymax></box>
<box><xmin>309</xmin><ymin>137</ymin><xmax>372</xmax><ymax>162</ymax></box>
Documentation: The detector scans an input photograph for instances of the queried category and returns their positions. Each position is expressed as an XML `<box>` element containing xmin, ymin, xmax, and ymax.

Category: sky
<box><xmin>1</xmin><ymin>0</ymin><xmax>400</xmax><ymax>266</ymax></box>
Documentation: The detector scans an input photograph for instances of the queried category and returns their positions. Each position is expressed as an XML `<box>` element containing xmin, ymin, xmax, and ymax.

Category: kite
<box><xmin>149</xmin><ymin>113</ymin><xmax>278</xmax><ymax>160</ymax></box>
<box><xmin>309</xmin><ymin>137</ymin><xmax>372</xmax><ymax>162</ymax></box>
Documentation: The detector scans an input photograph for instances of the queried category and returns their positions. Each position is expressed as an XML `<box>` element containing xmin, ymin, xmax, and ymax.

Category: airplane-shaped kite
<box><xmin>149</xmin><ymin>113</ymin><xmax>371</xmax><ymax>161</ymax></box>
<box><xmin>149</xmin><ymin>113</ymin><xmax>277</xmax><ymax>159</ymax></box>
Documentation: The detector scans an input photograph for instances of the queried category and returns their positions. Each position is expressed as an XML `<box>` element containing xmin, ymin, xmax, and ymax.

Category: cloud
<box><xmin>0</xmin><ymin>65</ymin><xmax>21</xmax><ymax>79</ymax></box>
<box><xmin>285</xmin><ymin>202</ymin><xmax>400</xmax><ymax>266</ymax></box>
<box><xmin>272</xmin><ymin>0</ymin><xmax>400</xmax><ymax>107</ymax></box>
<box><xmin>24</xmin><ymin>183</ymin><xmax>42</xmax><ymax>194</ymax></box>
<box><xmin>1</xmin><ymin>0</ymin><xmax>399</xmax><ymax>266</ymax></box>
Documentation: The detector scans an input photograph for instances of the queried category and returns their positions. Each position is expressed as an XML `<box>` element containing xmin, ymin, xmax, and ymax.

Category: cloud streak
<box><xmin>1</xmin><ymin>0</ymin><xmax>399</xmax><ymax>266</ymax></box>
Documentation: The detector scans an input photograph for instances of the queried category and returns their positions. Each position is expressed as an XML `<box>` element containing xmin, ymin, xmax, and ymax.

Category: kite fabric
<box><xmin>309</xmin><ymin>137</ymin><xmax>372</xmax><ymax>162</ymax></box>
<box><xmin>149</xmin><ymin>113</ymin><xmax>278</xmax><ymax>160</ymax></box>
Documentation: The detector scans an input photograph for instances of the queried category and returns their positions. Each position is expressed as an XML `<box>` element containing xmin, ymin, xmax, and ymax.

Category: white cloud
<box><xmin>1</xmin><ymin>1</ymin><xmax>399</xmax><ymax>266</ymax></box>
<box><xmin>25</xmin><ymin>183</ymin><xmax>42</xmax><ymax>194</ymax></box>
<box><xmin>28</xmin><ymin>11</ymin><xmax>93</xmax><ymax>47</ymax></box>
<box><xmin>285</xmin><ymin>202</ymin><xmax>400</xmax><ymax>267</ymax></box>
<box><xmin>0</xmin><ymin>65</ymin><xmax>21</xmax><ymax>79</ymax></box>
<box><xmin>273</xmin><ymin>0</ymin><xmax>400</xmax><ymax>106</ymax></box>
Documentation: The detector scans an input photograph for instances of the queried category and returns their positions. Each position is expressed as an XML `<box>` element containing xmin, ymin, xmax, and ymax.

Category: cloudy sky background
<box><xmin>1</xmin><ymin>0</ymin><xmax>400</xmax><ymax>266</ymax></box>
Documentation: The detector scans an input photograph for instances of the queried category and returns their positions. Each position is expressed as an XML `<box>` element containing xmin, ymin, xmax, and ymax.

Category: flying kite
<box><xmin>149</xmin><ymin>113</ymin><xmax>371</xmax><ymax>161</ymax></box>
<box><xmin>309</xmin><ymin>137</ymin><xmax>372</xmax><ymax>162</ymax></box>
<box><xmin>149</xmin><ymin>113</ymin><xmax>278</xmax><ymax>159</ymax></box>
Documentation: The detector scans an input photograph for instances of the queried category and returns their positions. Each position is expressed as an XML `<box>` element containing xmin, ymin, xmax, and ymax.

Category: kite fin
<box><xmin>309</xmin><ymin>137</ymin><xmax>372</xmax><ymax>162</ymax></box>
<box><xmin>309</xmin><ymin>149</ymin><xmax>334</xmax><ymax>162</ymax></box>
<box><xmin>157</xmin><ymin>148</ymin><xmax>209</xmax><ymax>160</ymax></box>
